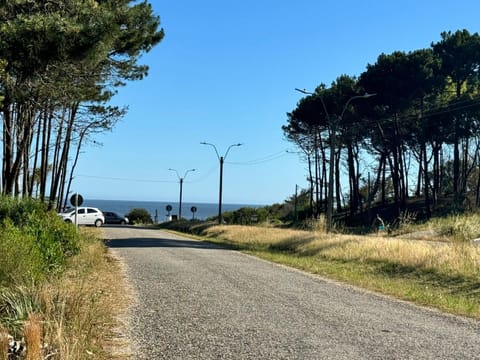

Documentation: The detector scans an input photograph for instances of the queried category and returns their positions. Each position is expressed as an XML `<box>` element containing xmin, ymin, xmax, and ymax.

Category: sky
<box><xmin>72</xmin><ymin>0</ymin><xmax>480</xmax><ymax>205</ymax></box>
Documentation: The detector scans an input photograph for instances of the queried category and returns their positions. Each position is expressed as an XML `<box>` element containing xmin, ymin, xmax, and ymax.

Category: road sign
<box><xmin>70</xmin><ymin>193</ymin><xmax>83</xmax><ymax>207</ymax></box>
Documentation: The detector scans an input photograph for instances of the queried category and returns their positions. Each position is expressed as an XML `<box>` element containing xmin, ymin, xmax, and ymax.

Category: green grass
<box><xmin>247</xmin><ymin>250</ymin><xmax>480</xmax><ymax>318</ymax></box>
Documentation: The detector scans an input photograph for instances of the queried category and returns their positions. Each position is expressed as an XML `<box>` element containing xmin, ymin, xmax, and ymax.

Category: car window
<box><xmin>87</xmin><ymin>208</ymin><xmax>98</xmax><ymax>214</ymax></box>
<box><xmin>78</xmin><ymin>208</ymin><xmax>86</xmax><ymax>214</ymax></box>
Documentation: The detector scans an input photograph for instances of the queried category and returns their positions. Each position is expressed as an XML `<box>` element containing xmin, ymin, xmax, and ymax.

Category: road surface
<box><xmin>104</xmin><ymin>226</ymin><xmax>480</xmax><ymax>359</ymax></box>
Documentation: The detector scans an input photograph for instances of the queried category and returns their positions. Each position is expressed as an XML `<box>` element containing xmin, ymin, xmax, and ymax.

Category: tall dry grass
<box><xmin>0</xmin><ymin>329</ymin><xmax>8</xmax><ymax>359</ymax></box>
<box><xmin>427</xmin><ymin>213</ymin><xmax>480</xmax><ymax>242</ymax></box>
<box><xmin>0</xmin><ymin>228</ymin><xmax>130</xmax><ymax>359</ymax></box>
<box><xmin>24</xmin><ymin>313</ymin><xmax>41</xmax><ymax>360</ymax></box>
<box><xmin>39</xmin><ymin>230</ymin><xmax>130</xmax><ymax>359</ymax></box>
<box><xmin>205</xmin><ymin>225</ymin><xmax>480</xmax><ymax>276</ymax></box>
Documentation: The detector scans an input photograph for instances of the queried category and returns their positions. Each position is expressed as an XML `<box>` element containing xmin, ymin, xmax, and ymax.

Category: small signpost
<box><xmin>166</xmin><ymin>205</ymin><xmax>172</xmax><ymax>221</ymax></box>
<box><xmin>191</xmin><ymin>206</ymin><xmax>197</xmax><ymax>220</ymax></box>
<box><xmin>70</xmin><ymin>193</ymin><xmax>83</xmax><ymax>226</ymax></box>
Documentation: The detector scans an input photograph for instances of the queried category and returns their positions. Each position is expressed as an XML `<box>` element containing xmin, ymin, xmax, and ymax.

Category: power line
<box><xmin>226</xmin><ymin>150</ymin><xmax>290</xmax><ymax>166</ymax></box>
<box><xmin>76</xmin><ymin>174</ymin><xmax>177</xmax><ymax>183</ymax></box>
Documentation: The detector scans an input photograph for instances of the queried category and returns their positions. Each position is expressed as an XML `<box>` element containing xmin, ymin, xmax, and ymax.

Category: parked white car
<box><xmin>58</xmin><ymin>207</ymin><xmax>105</xmax><ymax>227</ymax></box>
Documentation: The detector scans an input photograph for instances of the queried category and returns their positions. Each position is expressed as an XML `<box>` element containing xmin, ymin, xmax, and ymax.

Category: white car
<box><xmin>58</xmin><ymin>207</ymin><xmax>105</xmax><ymax>227</ymax></box>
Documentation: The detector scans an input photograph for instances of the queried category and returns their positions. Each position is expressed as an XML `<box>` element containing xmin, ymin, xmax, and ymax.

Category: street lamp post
<box><xmin>201</xmin><ymin>142</ymin><xmax>242</xmax><ymax>224</ymax></box>
<box><xmin>295</xmin><ymin>88</ymin><xmax>376</xmax><ymax>232</ymax></box>
<box><xmin>168</xmin><ymin>168</ymin><xmax>196</xmax><ymax>219</ymax></box>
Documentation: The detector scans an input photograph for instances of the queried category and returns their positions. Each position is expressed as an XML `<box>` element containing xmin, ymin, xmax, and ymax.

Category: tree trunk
<box><xmin>422</xmin><ymin>141</ymin><xmax>431</xmax><ymax>218</ymax></box>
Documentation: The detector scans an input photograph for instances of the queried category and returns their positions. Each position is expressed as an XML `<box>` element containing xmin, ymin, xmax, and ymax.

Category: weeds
<box><xmin>0</xmin><ymin>196</ymin><xmax>128</xmax><ymax>359</ymax></box>
<box><xmin>426</xmin><ymin>213</ymin><xmax>480</xmax><ymax>242</ymax></box>
<box><xmin>0</xmin><ymin>287</ymin><xmax>41</xmax><ymax>332</ymax></box>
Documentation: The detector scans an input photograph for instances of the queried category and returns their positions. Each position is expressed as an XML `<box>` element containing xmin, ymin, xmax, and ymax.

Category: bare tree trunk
<box><xmin>48</xmin><ymin>107</ymin><xmax>67</xmax><ymax>209</ymax></box>
<box><xmin>335</xmin><ymin>148</ymin><xmax>342</xmax><ymax>212</ymax></box>
<box><xmin>314</xmin><ymin>133</ymin><xmax>320</xmax><ymax>218</ymax></box>
<box><xmin>29</xmin><ymin>115</ymin><xmax>42</xmax><ymax>196</ymax></box>
<box><xmin>40</xmin><ymin>108</ymin><xmax>53</xmax><ymax>201</ymax></box>
<box><xmin>2</xmin><ymin>101</ymin><xmax>14</xmax><ymax>195</ymax></box>
<box><xmin>50</xmin><ymin>104</ymin><xmax>78</xmax><ymax>211</ymax></box>
<box><xmin>422</xmin><ymin>141</ymin><xmax>431</xmax><ymax>218</ymax></box>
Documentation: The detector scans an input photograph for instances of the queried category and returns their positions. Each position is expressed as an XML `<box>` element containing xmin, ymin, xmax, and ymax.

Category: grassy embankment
<box><xmin>160</xmin><ymin>215</ymin><xmax>480</xmax><ymax>319</ymax></box>
<box><xmin>0</xmin><ymin>198</ymin><xmax>128</xmax><ymax>359</ymax></box>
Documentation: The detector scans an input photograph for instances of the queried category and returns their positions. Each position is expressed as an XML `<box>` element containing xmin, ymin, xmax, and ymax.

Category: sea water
<box><xmin>83</xmin><ymin>199</ymin><xmax>256</xmax><ymax>222</ymax></box>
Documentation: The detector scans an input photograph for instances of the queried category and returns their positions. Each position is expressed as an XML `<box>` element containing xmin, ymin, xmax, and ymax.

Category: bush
<box><xmin>25</xmin><ymin>211</ymin><xmax>81</xmax><ymax>271</ymax></box>
<box><xmin>0</xmin><ymin>197</ymin><xmax>82</xmax><ymax>283</ymax></box>
<box><xmin>0</xmin><ymin>220</ymin><xmax>46</xmax><ymax>286</ymax></box>
<box><xmin>126</xmin><ymin>208</ymin><xmax>153</xmax><ymax>224</ymax></box>
<box><xmin>434</xmin><ymin>214</ymin><xmax>480</xmax><ymax>242</ymax></box>
<box><xmin>0</xmin><ymin>197</ymin><xmax>45</xmax><ymax>227</ymax></box>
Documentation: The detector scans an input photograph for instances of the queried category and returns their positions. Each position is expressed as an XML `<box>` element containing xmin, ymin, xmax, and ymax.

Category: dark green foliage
<box><xmin>126</xmin><ymin>208</ymin><xmax>153</xmax><ymax>224</ymax></box>
<box><xmin>286</xmin><ymin>29</ymin><xmax>480</xmax><ymax>222</ymax></box>
<box><xmin>221</xmin><ymin>207</ymin><xmax>263</xmax><ymax>225</ymax></box>
<box><xmin>0</xmin><ymin>197</ymin><xmax>82</xmax><ymax>286</ymax></box>
<box><xmin>213</xmin><ymin>204</ymin><xmax>299</xmax><ymax>225</ymax></box>
<box><xmin>0</xmin><ymin>220</ymin><xmax>45</xmax><ymax>286</ymax></box>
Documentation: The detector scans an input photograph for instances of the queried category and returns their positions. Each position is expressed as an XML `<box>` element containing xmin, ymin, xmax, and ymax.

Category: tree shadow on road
<box><xmin>105</xmin><ymin>236</ymin><xmax>228</xmax><ymax>250</ymax></box>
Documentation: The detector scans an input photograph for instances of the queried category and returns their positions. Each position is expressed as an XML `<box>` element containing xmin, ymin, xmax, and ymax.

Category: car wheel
<box><xmin>65</xmin><ymin>219</ymin><xmax>72</xmax><ymax>223</ymax></box>
<box><xmin>120</xmin><ymin>220</ymin><xmax>126</xmax><ymax>225</ymax></box>
<box><xmin>95</xmin><ymin>219</ymin><xmax>103</xmax><ymax>227</ymax></box>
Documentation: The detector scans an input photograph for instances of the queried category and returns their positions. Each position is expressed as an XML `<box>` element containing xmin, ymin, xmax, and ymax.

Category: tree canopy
<box><xmin>0</xmin><ymin>0</ymin><xmax>164</xmax><ymax>209</ymax></box>
<box><xmin>285</xmin><ymin>29</ymin><xmax>480</xmax><ymax>222</ymax></box>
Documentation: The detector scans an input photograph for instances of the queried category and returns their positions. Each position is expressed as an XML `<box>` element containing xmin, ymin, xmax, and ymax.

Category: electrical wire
<box><xmin>226</xmin><ymin>150</ymin><xmax>290</xmax><ymax>166</ymax></box>
<box><xmin>76</xmin><ymin>174</ymin><xmax>177</xmax><ymax>183</ymax></box>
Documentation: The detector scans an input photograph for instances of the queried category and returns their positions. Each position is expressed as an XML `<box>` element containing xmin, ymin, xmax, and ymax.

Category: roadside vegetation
<box><xmin>0</xmin><ymin>198</ymin><xmax>127</xmax><ymax>359</ymax></box>
<box><xmin>159</xmin><ymin>214</ymin><xmax>480</xmax><ymax>320</ymax></box>
<box><xmin>125</xmin><ymin>208</ymin><xmax>153</xmax><ymax>225</ymax></box>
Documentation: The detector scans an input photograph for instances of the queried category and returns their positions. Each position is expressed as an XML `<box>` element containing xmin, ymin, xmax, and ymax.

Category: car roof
<box><xmin>62</xmin><ymin>207</ymin><xmax>101</xmax><ymax>212</ymax></box>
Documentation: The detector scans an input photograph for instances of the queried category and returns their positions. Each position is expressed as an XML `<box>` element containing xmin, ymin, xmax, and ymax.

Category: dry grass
<box><xmin>205</xmin><ymin>225</ymin><xmax>480</xmax><ymax>275</ymax></box>
<box><xmin>0</xmin><ymin>329</ymin><xmax>8</xmax><ymax>359</ymax></box>
<box><xmin>24</xmin><ymin>314</ymin><xmax>41</xmax><ymax>360</ymax></box>
<box><xmin>0</xmin><ymin>228</ymin><xmax>132</xmax><ymax>359</ymax></box>
<box><xmin>202</xmin><ymin>225</ymin><xmax>480</xmax><ymax>318</ymax></box>
<box><xmin>42</xmin><ymin>228</ymin><xmax>132</xmax><ymax>359</ymax></box>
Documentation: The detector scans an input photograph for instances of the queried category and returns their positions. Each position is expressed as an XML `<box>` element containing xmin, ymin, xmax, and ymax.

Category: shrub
<box><xmin>0</xmin><ymin>197</ymin><xmax>82</xmax><ymax>282</ymax></box>
<box><xmin>126</xmin><ymin>208</ymin><xmax>152</xmax><ymax>224</ymax></box>
<box><xmin>0</xmin><ymin>197</ymin><xmax>45</xmax><ymax>227</ymax></box>
<box><xmin>434</xmin><ymin>214</ymin><xmax>480</xmax><ymax>242</ymax></box>
<box><xmin>25</xmin><ymin>211</ymin><xmax>81</xmax><ymax>265</ymax></box>
<box><xmin>0</xmin><ymin>220</ymin><xmax>45</xmax><ymax>286</ymax></box>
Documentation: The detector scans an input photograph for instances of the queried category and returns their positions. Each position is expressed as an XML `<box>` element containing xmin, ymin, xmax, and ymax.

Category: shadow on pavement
<box><xmin>105</xmin><ymin>236</ymin><xmax>227</xmax><ymax>250</ymax></box>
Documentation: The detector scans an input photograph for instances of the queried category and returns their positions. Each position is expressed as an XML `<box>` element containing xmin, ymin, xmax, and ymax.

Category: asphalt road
<box><xmin>103</xmin><ymin>226</ymin><xmax>480</xmax><ymax>360</ymax></box>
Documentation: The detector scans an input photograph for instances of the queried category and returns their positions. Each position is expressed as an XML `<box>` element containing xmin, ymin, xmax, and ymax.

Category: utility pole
<box><xmin>201</xmin><ymin>142</ymin><xmax>242</xmax><ymax>224</ymax></box>
<box><xmin>294</xmin><ymin>184</ymin><xmax>298</xmax><ymax>222</ymax></box>
<box><xmin>368</xmin><ymin>172</ymin><xmax>372</xmax><ymax>228</ymax></box>
<box><xmin>168</xmin><ymin>168</ymin><xmax>196</xmax><ymax>219</ymax></box>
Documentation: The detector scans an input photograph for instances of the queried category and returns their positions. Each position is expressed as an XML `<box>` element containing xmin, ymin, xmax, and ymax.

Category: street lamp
<box><xmin>201</xmin><ymin>142</ymin><xmax>243</xmax><ymax>224</ymax></box>
<box><xmin>295</xmin><ymin>88</ymin><xmax>376</xmax><ymax>231</ymax></box>
<box><xmin>168</xmin><ymin>168</ymin><xmax>196</xmax><ymax>219</ymax></box>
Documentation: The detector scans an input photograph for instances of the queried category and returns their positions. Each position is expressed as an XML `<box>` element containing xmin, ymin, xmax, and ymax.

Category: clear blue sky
<box><xmin>73</xmin><ymin>0</ymin><xmax>480</xmax><ymax>205</ymax></box>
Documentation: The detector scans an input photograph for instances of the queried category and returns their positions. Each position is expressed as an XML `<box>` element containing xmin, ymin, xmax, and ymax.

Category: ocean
<box><xmin>83</xmin><ymin>199</ymin><xmax>256</xmax><ymax>222</ymax></box>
